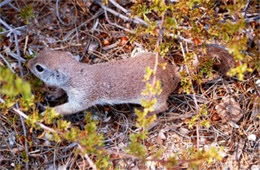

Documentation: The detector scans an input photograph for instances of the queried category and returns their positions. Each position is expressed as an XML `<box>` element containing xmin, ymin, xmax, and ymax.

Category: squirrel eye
<box><xmin>35</xmin><ymin>65</ymin><xmax>44</xmax><ymax>72</ymax></box>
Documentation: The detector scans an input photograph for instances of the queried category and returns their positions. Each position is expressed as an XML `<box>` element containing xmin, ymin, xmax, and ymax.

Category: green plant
<box><xmin>127</xmin><ymin>1</ymin><xmax>168</xmax><ymax>162</ymax></box>
<box><xmin>0</xmin><ymin>67</ymin><xmax>110</xmax><ymax>169</ymax></box>
<box><xmin>186</xmin><ymin>104</ymin><xmax>210</xmax><ymax>129</ymax></box>
<box><xmin>128</xmin><ymin>0</ymin><xmax>243</xmax><ymax>168</ymax></box>
<box><xmin>227</xmin><ymin>63</ymin><xmax>253</xmax><ymax>80</ymax></box>
<box><xmin>127</xmin><ymin>66</ymin><xmax>160</xmax><ymax>159</ymax></box>
<box><xmin>19</xmin><ymin>5</ymin><xmax>34</xmax><ymax>24</ymax></box>
<box><xmin>0</xmin><ymin>67</ymin><xmax>34</xmax><ymax>112</ymax></box>
<box><xmin>0</xmin><ymin>27</ymin><xmax>3</xmax><ymax>39</ymax></box>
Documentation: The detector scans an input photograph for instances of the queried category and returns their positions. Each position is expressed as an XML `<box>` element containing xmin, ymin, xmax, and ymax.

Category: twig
<box><xmin>105</xmin><ymin>149</ymin><xmax>139</xmax><ymax>160</ymax></box>
<box><xmin>8</xmin><ymin>102</ymin><xmax>98</xmax><ymax>169</ymax></box>
<box><xmin>132</xmin><ymin>13</ymin><xmax>164</xmax><ymax>132</ymax></box>
<box><xmin>196</xmin><ymin>122</ymin><xmax>200</xmax><ymax>150</ymax></box>
<box><xmin>0</xmin><ymin>18</ymin><xmax>25</xmax><ymax>77</ymax></box>
<box><xmin>179</xmin><ymin>42</ymin><xmax>199</xmax><ymax>111</ymax></box>
<box><xmin>95</xmin><ymin>1</ymin><xmax>148</xmax><ymax>26</ymax></box>
<box><xmin>55</xmin><ymin>0</ymin><xmax>77</xmax><ymax>26</ymax></box>
<box><xmin>106</xmin><ymin>148</ymin><xmax>209</xmax><ymax>167</ymax></box>
<box><xmin>104</xmin><ymin>112</ymin><xmax>129</xmax><ymax>143</ymax></box>
<box><xmin>243</xmin><ymin>0</ymin><xmax>251</xmax><ymax>15</ymax></box>
<box><xmin>169</xmin><ymin>33</ymin><xmax>193</xmax><ymax>44</ymax></box>
<box><xmin>150</xmin><ymin>14</ymin><xmax>165</xmax><ymax>95</ymax></box>
<box><xmin>0</xmin><ymin>0</ymin><xmax>13</xmax><ymax>7</ymax></box>
<box><xmin>104</xmin><ymin>10</ymin><xmax>134</xmax><ymax>33</ymax></box>
<box><xmin>12</xmin><ymin>108</ymin><xmax>56</xmax><ymax>133</ymax></box>
<box><xmin>0</xmin><ymin>100</ymin><xmax>32</xmax><ymax>170</ymax></box>
<box><xmin>91</xmin><ymin>19</ymin><xmax>99</xmax><ymax>30</ymax></box>
<box><xmin>179</xmin><ymin>42</ymin><xmax>200</xmax><ymax>150</ymax></box>
<box><xmin>0</xmin><ymin>97</ymin><xmax>5</xmax><ymax>104</ymax></box>
<box><xmin>14</xmin><ymin>31</ymin><xmax>23</xmax><ymax>77</ymax></box>
<box><xmin>16</xmin><ymin>103</ymin><xmax>29</xmax><ymax>170</ymax></box>
<box><xmin>0</xmin><ymin>53</ymin><xmax>15</xmax><ymax>73</ymax></box>
<box><xmin>0</xmin><ymin>26</ymin><xmax>26</xmax><ymax>35</ymax></box>
<box><xmin>108</xmin><ymin>0</ymin><xmax>146</xmax><ymax>25</ymax></box>
<box><xmin>77</xmin><ymin>144</ymin><xmax>97</xmax><ymax>170</ymax></box>
<box><xmin>109</xmin><ymin>0</ymin><xmax>129</xmax><ymax>14</ymax></box>
<box><xmin>242</xmin><ymin>0</ymin><xmax>260</xmax><ymax>22</ymax></box>
<box><xmin>7</xmin><ymin>2</ymin><xmax>19</xmax><ymax>11</ymax></box>
<box><xmin>0</xmin><ymin>18</ymin><xmax>22</xmax><ymax>36</ymax></box>
<box><xmin>4</xmin><ymin>50</ymin><xmax>25</xmax><ymax>62</ymax></box>
<box><xmin>62</xmin><ymin>8</ymin><xmax>104</xmax><ymax>42</ymax></box>
<box><xmin>245</xmin><ymin>15</ymin><xmax>260</xmax><ymax>23</ymax></box>
<box><xmin>24</xmin><ymin>35</ymin><xmax>29</xmax><ymax>54</ymax></box>
<box><xmin>98</xmin><ymin>1</ymin><xmax>193</xmax><ymax>44</ymax></box>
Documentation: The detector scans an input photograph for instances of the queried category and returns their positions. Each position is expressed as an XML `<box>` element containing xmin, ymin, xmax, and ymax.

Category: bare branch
<box><xmin>62</xmin><ymin>8</ymin><xmax>104</xmax><ymax>42</ymax></box>
<box><xmin>109</xmin><ymin>0</ymin><xmax>129</xmax><ymax>14</ymax></box>
<box><xmin>4</xmin><ymin>51</ymin><xmax>25</xmax><ymax>62</ymax></box>
<box><xmin>77</xmin><ymin>145</ymin><xmax>97</xmax><ymax>170</ymax></box>
<box><xmin>104</xmin><ymin>10</ymin><xmax>134</xmax><ymax>33</ymax></box>
<box><xmin>12</xmin><ymin>108</ymin><xmax>57</xmax><ymax>134</ymax></box>
<box><xmin>3</xmin><ymin>100</ymin><xmax>98</xmax><ymax>169</ymax></box>
<box><xmin>0</xmin><ymin>18</ymin><xmax>25</xmax><ymax>76</ymax></box>
<box><xmin>108</xmin><ymin>0</ymin><xmax>148</xmax><ymax>26</ymax></box>
<box><xmin>0</xmin><ymin>0</ymin><xmax>13</xmax><ymax>8</ymax></box>
<box><xmin>0</xmin><ymin>53</ymin><xmax>15</xmax><ymax>73</ymax></box>
<box><xmin>96</xmin><ymin>1</ymin><xmax>148</xmax><ymax>26</ymax></box>
<box><xmin>96</xmin><ymin>2</ymin><xmax>193</xmax><ymax>44</ymax></box>
<box><xmin>16</xmin><ymin>103</ymin><xmax>29</xmax><ymax>170</ymax></box>
<box><xmin>0</xmin><ymin>25</ymin><xmax>26</xmax><ymax>35</ymax></box>
<box><xmin>180</xmin><ymin>42</ymin><xmax>200</xmax><ymax>150</ymax></box>
<box><xmin>55</xmin><ymin>0</ymin><xmax>77</xmax><ymax>26</ymax></box>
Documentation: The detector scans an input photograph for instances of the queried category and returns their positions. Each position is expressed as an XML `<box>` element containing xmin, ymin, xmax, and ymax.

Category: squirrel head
<box><xmin>27</xmin><ymin>48</ymin><xmax>77</xmax><ymax>87</ymax></box>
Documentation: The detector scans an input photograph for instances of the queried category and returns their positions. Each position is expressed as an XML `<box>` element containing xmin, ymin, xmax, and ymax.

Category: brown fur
<box><xmin>27</xmin><ymin>49</ymin><xmax>180</xmax><ymax>115</ymax></box>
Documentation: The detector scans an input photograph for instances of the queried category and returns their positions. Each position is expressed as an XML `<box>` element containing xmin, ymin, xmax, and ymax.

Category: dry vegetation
<box><xmin>0</xmin><ymin>0</ymin><xmax>259</xmax><ymax>169</ymax></box>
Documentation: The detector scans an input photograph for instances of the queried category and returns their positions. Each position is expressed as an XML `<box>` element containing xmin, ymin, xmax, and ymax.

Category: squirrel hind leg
<box><xmin>154</xmin><ymin>102</ymin><xmax>168</xmax><ymax>113</ymax></box>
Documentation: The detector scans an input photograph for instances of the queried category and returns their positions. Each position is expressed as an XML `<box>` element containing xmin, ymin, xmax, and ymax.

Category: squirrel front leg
<box><xmin>54</xmin><ymin>101</ymin><xmax>92</xmax><ymax>115</ymax></box>
<box><xmin>52</xmin><ymin>87</ymin><xmax>95</xmax><ymax>115</ymax></box>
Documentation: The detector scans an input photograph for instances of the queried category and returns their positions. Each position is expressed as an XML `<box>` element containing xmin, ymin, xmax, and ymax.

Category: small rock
<box><xmin>248</xmin><ymin>134</ymin><xmax>256</xmax><ymax>141</ymax></box>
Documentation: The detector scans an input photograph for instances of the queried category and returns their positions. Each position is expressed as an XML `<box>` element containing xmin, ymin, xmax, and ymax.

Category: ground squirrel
<box><xmin>27</xmin><ymin>49</ymin><xmax>180</xmax><ymax>115</ymax></box>
<box><xmin>27</xmin><ymin>45</ymin><xmax>234</xmax><ymax>115</ymax></box>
